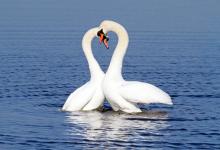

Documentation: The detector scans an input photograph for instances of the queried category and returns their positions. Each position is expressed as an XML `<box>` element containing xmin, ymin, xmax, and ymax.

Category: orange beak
<box><xmin>99</xmin><ymin>34</ymin><xmax>104</xmax><ymax>44</ymax></box>
<box><xmin>104</xmin><ymin>39</ymin><xmax>109</xmax><ymax>49</ymax></box>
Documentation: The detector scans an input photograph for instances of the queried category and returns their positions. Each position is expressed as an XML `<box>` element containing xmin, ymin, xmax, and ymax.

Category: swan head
<box><xmin>97</xmin><ymin>29</ymin><xmax>109</xmax><ymax>49</ymax></box>
<box><xmin>97</xmin><ymin>20</ymin><xmax>118</xmax><ymax>49</ymax></box>
<box><xmin>99</xmin><ymin>20</ymin><xmax>114</xmax><ymax>31</ymax></box>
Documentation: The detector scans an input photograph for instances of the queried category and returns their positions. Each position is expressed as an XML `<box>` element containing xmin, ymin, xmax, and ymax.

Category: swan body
<box><xmin>62</xmin><ymin>28</ymin><xmax>105</xmax><ymax>111</ymax></box>
<box><xmin>100</xmin><ymin>20</ymin><xmax>173</xmax><ymax>113</ymax></box>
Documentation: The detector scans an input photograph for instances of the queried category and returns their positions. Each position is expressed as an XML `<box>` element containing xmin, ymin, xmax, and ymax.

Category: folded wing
<box><xmin>119</xmin><ymin>81</ymin><xmax>172</xmax><ymax>105</ymax></box>
<box><xmin>62</xmin><ymin>82</ymin><xmax>95</xmax><ymax>111</ymax></box>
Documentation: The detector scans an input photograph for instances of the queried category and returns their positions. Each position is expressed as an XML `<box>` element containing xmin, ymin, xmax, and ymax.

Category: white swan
<box><xmin>98</xmin><ymin>20</ymin><xmax>173</xmax><ymax>113</ymax></box>
<box><xmin>62</xmin><ymin>27</ymin><xmax>105</xmax><ymax>111</ymax></box>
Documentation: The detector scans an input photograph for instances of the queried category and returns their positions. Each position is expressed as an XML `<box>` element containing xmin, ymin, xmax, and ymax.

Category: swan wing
<box><xmin>82</xmin><ymin>85</ymin><xmax>105</xmax><ymax>111</ymax></box>
<box><xmin>62</xmin><ymin>81</ymin><xmax>95</xmax><ymax>111</ymax></box>
<box><xmin>119</xmin><ymin>81</ymin><xmax>172</xmax><ymax>105</ymax></box>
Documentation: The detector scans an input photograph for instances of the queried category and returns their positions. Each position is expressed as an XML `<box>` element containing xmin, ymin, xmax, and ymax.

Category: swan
<box><xmin>98</xmin><ymin>20</ymin><xmax>173</xmax><ymax>113</ymax></box>
<box><xmin>62</xmin><ymin>27</ymin><xmax>106</xmax><ymax>111</ymax></box>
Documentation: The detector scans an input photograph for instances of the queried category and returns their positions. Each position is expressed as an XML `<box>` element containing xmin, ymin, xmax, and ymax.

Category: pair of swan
<box><xmin>62</xmin><ymin>20</ymin><xmax>172</xmax><ymax>113</ymax></box>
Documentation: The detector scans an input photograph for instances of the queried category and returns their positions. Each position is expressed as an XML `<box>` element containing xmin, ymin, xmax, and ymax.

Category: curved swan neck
<box><xmin>106</xmin><ymin>21</ymin><xmax>129</xmax><ymax>78</ymax></box>
<box><xmin>82</xmin><ymin>28</ymin><xmax>103</xmax><ymax>79</ymax></box>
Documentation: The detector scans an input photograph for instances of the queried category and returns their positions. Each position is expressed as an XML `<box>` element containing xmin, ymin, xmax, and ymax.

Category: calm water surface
<box><xmin>0</xmin><ymin>1</ymin><xmax>220</xmax><ymax>149</ymax></box>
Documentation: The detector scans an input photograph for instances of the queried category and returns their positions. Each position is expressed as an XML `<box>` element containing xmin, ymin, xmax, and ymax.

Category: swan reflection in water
<box><xmin>65</xmin><ymin>109</ymin><xmax>170</xmax><ymax>142</ymax></box>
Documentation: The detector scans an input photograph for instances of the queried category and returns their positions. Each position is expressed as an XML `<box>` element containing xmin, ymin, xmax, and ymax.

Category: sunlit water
<box><xmin>1</xmin><ymin>1</ymin><xmax>220</xmax><ymax>149</ymax></box>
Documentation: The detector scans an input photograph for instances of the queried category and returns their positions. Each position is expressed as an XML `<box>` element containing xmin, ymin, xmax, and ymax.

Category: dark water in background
<box><xmin>0</xmin><ymin>0</ymin><xmax>220</xmax><ymax>149</ymax></box>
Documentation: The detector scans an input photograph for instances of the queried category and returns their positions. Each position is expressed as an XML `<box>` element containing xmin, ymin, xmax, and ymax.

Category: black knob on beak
<box><xmin>97</xmin><ymin>29</ymin><xmax>104</xmax><ymax>37</ymax></box>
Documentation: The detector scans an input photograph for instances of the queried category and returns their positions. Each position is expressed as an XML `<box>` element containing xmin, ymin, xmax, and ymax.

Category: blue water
<box><xmin>1</xmin><ymin>0</ymin><xmax>220</xmax><ymax>149</ymax></box>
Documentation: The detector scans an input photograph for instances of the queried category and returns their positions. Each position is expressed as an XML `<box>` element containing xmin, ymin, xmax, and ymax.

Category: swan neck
<box><xmin>82</xmin><ymin>29</ymin><xmax>102</xmax><ymax>79</ymax></box>
<box><xmin>107</xmin><ymin>23</ymin><xmax>129</xmax><ymax>78</ymax></box>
